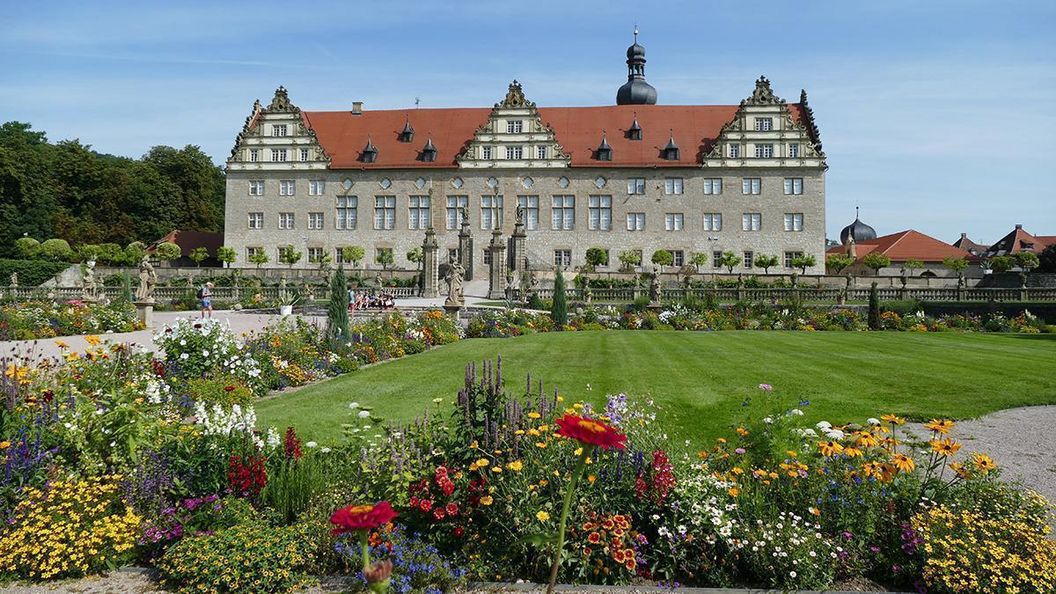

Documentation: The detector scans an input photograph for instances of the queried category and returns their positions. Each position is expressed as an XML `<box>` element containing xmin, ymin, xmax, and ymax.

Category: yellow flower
<box><xmin>587</xmin><ymin>474</ymin><xmax>596</xmax><ymax>484</ymax></box>
<box><xmin>536</xmin><ymin>511</ymin><xmax>551</xmax><ymax>522</ymax></box>
<box><xmin>535</xmin><ymin>442</ymin><xmax>547</xmax><ymax>449</ymax></box>
<box><xmin>54</xmin><ymin>340</ymin><xmax>69</xmax><ymax>349</ymax></box>
<box><xmin>506</xmin><ymin>460</ymin><xmax>524</xmax><ymax>472</ymax></box>
<box><xmin>0</xmin><ymin>440</ymin><xmax>10</xmax><ymax>450</ymax></box>
<box><xmin>817</xmin><ymin>440</ymin><xmax>844</xmax><ymax>457</ymax></box>
<box><xmin>843</xmin><ymin>447</ymin><xmax>863</xmax><ymax>458</ymax></box>
<box><xmin>84</xmin><ymin>335</ymin><xmax>101</xmax><ymax>346</ymax></box>
<box><xmin>892</xmin><ymin>453</ymin><xmax>916</xmax><ymax>473</ymax></box>
<box><xmin>880</xmin><ymin>414</ymin><xmax>906</xmax><ymax>425</ymax></box>
<box><xmin>929</xmin><ymin>438</ymin><xmax>961</xmax><ymax>457</ymax></box>
<box><xmin>971</xmin><ymin>453</ymin><xmax>996</xmax><ymax>473</ymax></box>
<box><xmin>480</xmin><ymin>495</ymin><xmax>493</xmax><ymax>506</ymax></box>
<box><xmin>923</xmin><ymin>419</ymin><xmax>955</xmax><ymax>435</ymax></box>
<box><xmin>736</xmin><ymin>427</ymin><xmax>749</xmax><ymax>437</ymax></box>
<box><xmin>527</xmin><ymin>412</ymin><xmax>541</xmax><ymax>420</ymax></box>
<box><xmin>491</xmin><ymin>466</ymin><xmax>502</xmax><ymax>473</ymax></box>
<box><xmin>475</xmin><ymin>457</ymin><xmax>490</xmax><ymax>468</ymax></box>
<box><xmin>727</xmin><ymin>487</ymin><xmax>740</xmax><ymax>497</ymax></box>
<box><xmin>809</xmin><ymin>506</ymin><xmax>821</xmax><ymax>516</ymax></box>
<box><xmin>855</xmin><ymin>431</ymin><xmax>881</xmax><ymax>448</ymax></box>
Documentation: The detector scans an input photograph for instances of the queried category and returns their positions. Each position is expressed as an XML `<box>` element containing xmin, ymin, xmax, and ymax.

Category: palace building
<box><xmin>223</xmin><ymin>36</ymin><xmax>827</xmax><ymax>277</ymax></box>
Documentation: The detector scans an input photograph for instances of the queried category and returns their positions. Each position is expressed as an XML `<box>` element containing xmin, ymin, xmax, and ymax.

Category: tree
<box><xmin>188</xmin><ymin>247</ymin><xmax>209</xmax><ymax>267</ymax></box>
<box><xmin>76</xmin><ymin>243</ymin><xmax>101</xmax><ymax>263</ymax></box>
<box><xmin>155</xmin><ymin>241</ymin><xmax>182</xmax><ymax>265</ymax></box>
<box><xmin>14</xmin><ymin>237</ymin><xmax>40</xmax><ymax>259</ymax></box>
<box><xmin>217</xmin><ymin>246</ymin><xmax>237</xmax><ymax>268</ymax></box>
<box><xmin>125</xmin><ymin>241</ymin><xmax>147</xmax><ymax>265</ymax></box>
<box><xmin>826</xmin><ymin>253</ymin><xmax>854</xmax><ymax>275</ymax></box>
<box><xmin>279</xmin><ymin>245</ymin><xmax>302</xmax><ymax>268</ymax></box>
<box><xmin>651</xmin><ymin>249</ymin><xmax>674</xmax><ymax>271</ymax></box>
<box><xmin>617</xmin><ymin>250</ymin><xmax>641</xmax><ymax>271</ymax></box>
<box><xmin>248</xmin><ymin>250</ymin><xmax>269</xmax><ymax>268</ymax></box>
<box><xmin>406</xmin><ymin>247</ymin><xmax>423</xmax><ymax>271</ymax></box>
<box><xmin>719</xmin><ymin>251</ymin><xmax>739</xmax><ymax>273</ymax></box>
<box><xmin>862</xmin><ymin>253</ymin><xmax>891</xmax><ymax>275</ymax></box>
<box><xmin>1038</xmin><ymin>245</ymin><xmax>1056</xmax><ymax>273</ymax></box>
<box><xmin>375</xmin><ymin>248</ymin><xmax>394</xmax><ymax>270</ymax></box>
<box><xmin>584</xmin><ymin>247</ymin><xmax>608</xmax><ymax>271</ymax></box>
<box><xmin>902</xmin><ymin>258</ymin><xmax>924</xmax><ymax>277</ymax></box>
<box><xmin>690</xmin><ymin>252</ymin><xmax>709</xmax><ymax>272</ymax></box>
<box><xmin>38</xmin><ymin>238</ymin><xmax>74</xmax><ymax>262</ymax></box>
<box><xmin>790</xmin><ymin>254</ymin><xmax>817</xmax><ymax>274</ymax></box>
<box><xmin>1013</xmin><ymin>251</ymin><xmax>1040</xmax><ymax>273</ymax></box>
<box><xmin>551</xmin><ymin>266</ymin><xmax>568</xmax><ymax>328</ymax></box>
<box><xmin>96</xmin><ymin>243</ymin><xmax>124</xmax><ymax>265</ymax></box>
<box><xmin>343</xmin><ymin>246</ymin><xmax>365</xmax><ymax>268</ymax></box>
<box><xmin>989</xmin><ymin>256</ymin><xmax>1014</xmax><ymax>273</ymax></box>
<box><xmin>868</xmin><ymin>282</ymin><xmax>881</xmax><ymax>330</ymax></box>
<box><xmin>326</xmin><ymin>266</ymin><xmax>350</xmax><ymax>343</ymax></box>
<box><xmin>754</xmin><ymin>254</ymin><xmax>779</xmax><ymax>274</ymax></box>
<box><xmin>942</xmin><ymin>256</ymin><xmax>968</xmax><ymax>276</ymax></box>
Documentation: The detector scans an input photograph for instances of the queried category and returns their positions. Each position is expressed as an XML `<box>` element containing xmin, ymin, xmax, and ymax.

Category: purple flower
<box><xmin>735</xmin><ymin>448</ymin><xmax>746</xmax><ymax>455</ymax></box>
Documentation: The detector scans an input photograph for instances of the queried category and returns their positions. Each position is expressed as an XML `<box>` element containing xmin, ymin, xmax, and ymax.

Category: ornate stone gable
<box><xmin>458</xmin><ymin>81</ymin><xmax>570</xmax><ymax>169</ymax></box>
<box><xmin>703</xmin><ymin>76</ymin><xmax>826</xmax><ymax>169</ymax></box>
<box><xmin>227</xmin><ymin>87</ymin><xmax>329</xmax><ymax>171</ymax></box>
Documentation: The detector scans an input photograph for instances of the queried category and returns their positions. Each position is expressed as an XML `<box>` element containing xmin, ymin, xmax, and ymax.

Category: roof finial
<box><xmin>855</xmin><ymin>206</ymin><xmax>860</xmax><ymax>219</ymax></box>
<box><xmin>633</xmin><ymin>24</ymin><xmax>638</xmax><ymax>43</ymax></box>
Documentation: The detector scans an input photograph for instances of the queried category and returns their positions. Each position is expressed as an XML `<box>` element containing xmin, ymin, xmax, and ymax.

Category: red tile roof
<box><xmin>984</xmin><ymin>226</ymin><xmax>1055</xmax><ymax>257</ymax></box>
<box><xmin>827</xmin><ymin>230</ymin><xmax>976</xmax><ymax>263</ymax></box>
<box><xmin>303</xmin><ymin>104</ymin><xmax>807</xmax><ymax>169</ymax></box>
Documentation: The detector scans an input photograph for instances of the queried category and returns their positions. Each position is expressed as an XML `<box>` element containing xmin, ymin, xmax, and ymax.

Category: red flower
<box><xmin>555</xmin><ymin>414</ymin><xmax>626</xmax><ymax>450</ymax></box>
<box><xmin>432</xmin><ymin>508</ymin><xmax>446</xmax><ymax>521</ymax></box>
<box><xmin>445</xmin><ymin>502</ymin><xmax>459</xmax><ymax>516</ymax></box>
<box><xmin>227</xmin><ymin>454</ymin><xmax>267</xmax><ymax>498</ymax></box>
<box><xmin>283</xmin><ymin>426</ymin><xmax>302</xmax><ymax>460</ymax></box>
<box><xmin>418</xmin><ymin>499</ymin><xmax>433</xmax><ymax>512</ymax></box>
<box><xmin>330</xmin><ymin>501</ymin><xmax>398</xmax><ymax>536</ymax></box>
<box><xmin>453</xmin><ymin>527</ymin><xmax>465</xmax><ymax>538</ymax></box>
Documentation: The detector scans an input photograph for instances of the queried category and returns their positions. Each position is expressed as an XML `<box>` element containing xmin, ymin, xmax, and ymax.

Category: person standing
<box><xmin>198</xmin><ymin>281</ymin><xmax>214</xmax><ymax>318</ymax></box>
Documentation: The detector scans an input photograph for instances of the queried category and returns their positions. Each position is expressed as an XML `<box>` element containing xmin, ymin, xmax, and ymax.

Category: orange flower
<box><xmin>843</xmin><ymin>447</ymin><xmax>863</xmax><ymax>458</ymax></box>
<box><xmin>555</xmin><ymin>414</ymin><xmax>626</xmax><ymax>450</ymax></box>
<box><xmin>880</xmin><ymin>414</ymin><xmax>905</xmax><ymax>425</ymax></box>
<box><xmin>891</xmin><ymin>453</ymin><xmax>916</xmax><ymax>473</ymax></box>
<box><xmin>736</xmin><ymin>427</ymin><xmax>749</xmax><ymax>437</ymax></box>
<box><xmin>971</xmin><ymin>453</ymin><xmax>996</xmax><ymax>473</ymax></box>
<box><xmin>923</xmin><ymin>419</ymin><xmax>954</xmax><ymax>434</ymax></box>
<box><xmin>817</xmin><ymin>440</ymin><xmax>844</xmax><ymax>457</ymax></box>
<box><xmin>727</xmin><ymin>487</ymin><xmax>740</xmax><ymax>497</ymax></box>
<box><xmin>855</xmin><ymin>431</ymin><xmax>881</xmax><ymax>448</ymax></box>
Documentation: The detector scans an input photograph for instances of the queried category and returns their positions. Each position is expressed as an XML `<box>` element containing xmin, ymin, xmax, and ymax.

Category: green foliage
<box><xmin>754</xmin><ymin>254</ymin><xmax>780</xmax><ymax>273</ymax></box>
<box><xmin>868</xmin><ymin>282</ymin><xmax>881</xmax><ymax>330</ymax></box>
<box><xmin>75</xmin><ymin>243</ymin><xmax>101</xmax><ymax>263</ymax></box>
<box><xmin>343</xmin><ymin>245</ymin><xmax>365</xmax><ymax>268</ymax></box>
<box><xmin>217</xmin><ymin>246</ymin><xmax>237</xmax><ymax>267</ymax></box>
<box><xmin>942</xmin><ymin>256</ymin><xmax>968</xmax><ymax>274</ymax></box>
<box><xmin>406</xmin><ymin>246</ymin><xmax>423</xmax><ymax>267</ymax></box>
<box><xmin>14</xmin><ymin>237</ymin><xmax>40</xmax><ymax>259</ymax></box>
<box><xmin>95</xmin><ymin>243</ymin><xmax>125</xmax><ymax>265</ymax></box>
<box><xmin>862</xmin><ymin>252</ymin><xmax>891</xmax><ymax>274</ymax></box>
<box><xmin>188</xmin><ymin>247</ymin><xmax>209</xmax><ymax>266</ymax></box>
<box><xmin>125</xmin><ymin>241</ymin><xmax>147</xmax><ymax>264</ymax></box>
<box><xmin>551</xmin><ymin>266</ymin><xmax>568</xmax><ymax>327</ymax></box>
<box><xmin>651</xmin><ymin>249</ymin><xmax>674</xmax><ymax>268</ymax></box>
<box><xmin>690</xmin><ymin>251</ymin><xmax>709</xmax><ymax>270</ymax></box>
<box><xmin>0</xmin><ymin>258</ymin><xmax>68</xmax><ymax>286</ymax></box>
<box><xmin>249</xmin><ymin>250</ymin><xmax>269</xmax><ymax>268</ymax></box>
<box><xmin>1039</xmin><ymin>244</ymin><xmax>1056</xmax><ymax>273</ymax></box>
<box><xmin>719</xmin><ymin>250</ymin><xmax>740</xmax><ymax>273</ymax></box>
<box><xmin>374</xmin><ymin>247</ymin><xmax>394</xmax><ymax>269</ymax></box>
<box><xmin>617</xmin><ymin>249</ymin><xmax>641</xmax><ymax>270</ymax></box>
<box><xmin>989</xmin><ymin>256</ymin><xmax>1014</xmax><ymax>273</ymax></box>
<box><xmin>155</xmin><ymin>241</ymin><xmax>182</xmax><ymax>263</ymax></box>
<box><xmin>791</xmin><ymin>253</ymin><xmax>817</xmax><ymax>274</ymax></box>
<box><xmin>585</xmin><ymin>247</ymin><xmax>609</xmax><ymax>270</ymax></box>
<box><xmin>826</xmin><ymin>253</ymin><xmax>855</xmax><ymax>274</ymax></box>
<box><xmin>38</xmin><ymin>238</ymin><xmax>74</xmax><ymax>261</ymax></box>
<box><xmin>262</xmin><ymin>452</ymin><xmax>328</xmax><ymax>524</ymax></box>
<box><xmin>903</xmin><ymin>258</ymin><xmax>924</xmax><ymax>274</ymax></box>
<box><xmin>1013</xmin><ymin>251</ymin><xmax>1040</xmax><ymax>272</ymax></box>
<box><xmin>327</xmin><ymin>266</ymin><xmax>350</xmax><ymax>342</ymax></box>
<box><xmin>279</xmin><ymin>245</ymin><xmax>302</xmax><ymax>268</ymax></box>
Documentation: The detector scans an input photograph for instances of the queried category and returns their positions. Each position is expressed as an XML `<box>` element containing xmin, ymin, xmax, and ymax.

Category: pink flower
<box><xmin>758</xmin><ymin>383</ymin><xmax>773</xmax><ymax>392</ymax></box>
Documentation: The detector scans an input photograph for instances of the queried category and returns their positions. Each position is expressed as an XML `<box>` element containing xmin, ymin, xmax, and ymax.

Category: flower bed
<box><xmin>0</xmin><ymin>299</ymin><xmax>143</xmax><ymax>340</ymax></box>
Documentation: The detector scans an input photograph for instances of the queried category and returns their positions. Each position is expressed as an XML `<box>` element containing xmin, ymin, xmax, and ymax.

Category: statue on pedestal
<box><xmin>445</xmin><ymin>256</ymin><xmax>465</xmax><ymax>306</ymax></box>
<box><xmin>649</xmin><ymin>265</ymin><xmax>662</xmax><ymax>303</ymax></box>
<box><xmin>136</xmin><ymin>256</ymin><xmax>157</xmax><ymax>302</ymax></box>
<box><xmin>9</xmin><ymin>272</ymin><xmax>17</xmax><ymax>287</ymax></box>
<box><xmin>81</xmin><ymin>260</ymin><xmax>98</xmax><ymax>301</ymax></box>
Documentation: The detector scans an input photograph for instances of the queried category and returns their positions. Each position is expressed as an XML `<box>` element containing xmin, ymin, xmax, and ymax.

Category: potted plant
<box><xmin>278</xmin><ymin>290</ymin><xmax>300</xmax><ymax>316</ymax></box>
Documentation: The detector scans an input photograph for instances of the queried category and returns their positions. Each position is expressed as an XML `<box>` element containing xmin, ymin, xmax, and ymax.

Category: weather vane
<box><xmin>633</xmin><ymin>24</ymin><xmax>639</xmax><ymax>42</ymax></box>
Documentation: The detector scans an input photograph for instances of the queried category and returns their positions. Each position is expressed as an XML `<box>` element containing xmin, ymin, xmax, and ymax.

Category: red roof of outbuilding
<box><xmin>828</xmin><ymin>230</ymin><xmax>977</xmax><ymax>263</ymax></box>
<box><xmin>303</xmin><ymin>104</ymin><xmax>807</xmax><ymax>169</ymax></box>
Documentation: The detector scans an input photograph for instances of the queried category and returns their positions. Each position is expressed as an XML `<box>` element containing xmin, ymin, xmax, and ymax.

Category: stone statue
<box><xmin>845</xmin><ymin>273</ymin><xmax>853</xmax><ymax>290</ymax></box>
<box><xmin>445</xmin><ymin>256</ymin><xmax>465</xmax><ymax>306</ymax></box>
<box><xmin>515</xmin><ymin>205</ymin><xmax>525</xmax><ymax>226</ymax></box>
<box><xmin>504</xmin><ymin>272</ymin><xmax>515</xmax><ymax>303</ymax></box>
<box><xmin>136</xmin><ymin>256</ymin><xmax>157</xmax><ymax>302</ymax></box>
<box><xmin>374</xmin><ymin>272</ymin><xmax>384</xmax><ymax>291</ymax></box>
<box><xmin>81</xmin><ymin>260</ymin><xmax>98</xmax><ymax>301</ymax></box>
<box><xmin>9</xmin><ymin>272</ymin><xmax>17</xmax><ymax>287</ymax></box>
<box><xmin>649</xmin><ymin>267</ymin><xmax>662</xmax><ymax>303</ymax></box>
<box><xmin>279</xmin><ymin>276</ymin><xmax>288</xmax><ymax>301</ymax></box>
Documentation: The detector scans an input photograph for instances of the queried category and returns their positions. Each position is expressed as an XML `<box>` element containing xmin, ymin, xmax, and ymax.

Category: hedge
<box><xmin>0</xmin><ymin>259</ymin><xmax>72</xmax><ymax>287</ymax></box>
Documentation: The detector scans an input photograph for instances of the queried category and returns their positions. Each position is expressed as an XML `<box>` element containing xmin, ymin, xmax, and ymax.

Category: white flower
<box><xmin>790</xmin><ymin>408</ymin><xmax>804</xmax><ymax>416</ymax></box>
<box><xmin>348</xmin><ymin>402</ymin><xmax>360</xmax><ymax>409</ymax></box>
<box><xmin>320</xmin><ymin>447</ymin><xmax>331</xmax><ymax>453</ymax></box>
<box><xmin>357</xmin><ymin>410</ymin><xmax>371</xmax><ymax>419</ymax></box>
<box><xmin>179</xmin><ymin>353</ymin><xmax>189</xmax><ymax>360</ymax></box>
<box><xmin>432</xmin><ymin>398</ymin><xmax>443</xmax><ymax>404</ymax></box>
<box><xmin>305</xmin><ymin>441</ymin><xmax>318</xmax><ymax>448</ymax></box>
<box><xmin>790</xmin><ymin>571</ymin><xmax>797</xmax><ymax>578</ymax></box>
<box><xmin>202</xmin><ymin>350</ymin><xmax>210</xmax><ymax>357</ymax></box>
<box><xmin>815</xmin><ymin>421</ymin><xmax>832</xmax><ymax>430</ymax></box>
<box><xmin>762</xmin><ymin>417</ymin><xmax>773</xmax><ymax>424</ymax></box>
<box><xmin>867</xmin><ymin>417</ymin><xmax>881</xmax><ymax>425</ymax></box>
<box><xmin>824</xmin><ymin>429</ymin><xmax>845</xmax><ymax>440</ymax></box>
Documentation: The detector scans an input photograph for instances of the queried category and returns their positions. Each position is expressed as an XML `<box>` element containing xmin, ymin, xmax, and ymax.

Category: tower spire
<box><xmin>616</xmin><ymin>28</ymin><xmax>657</xmax><ymax>105</ymax></box>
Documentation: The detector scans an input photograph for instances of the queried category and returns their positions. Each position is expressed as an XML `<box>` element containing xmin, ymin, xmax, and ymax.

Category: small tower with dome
<box><xmin>616</xmin><ymin>27</ymin><xmax>658</xmax><ymax>105</ymax></box>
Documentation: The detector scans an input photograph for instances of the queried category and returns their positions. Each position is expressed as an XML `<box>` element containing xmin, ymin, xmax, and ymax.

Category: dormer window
<box><xmin>399</xmin><ymin>119</ymin><xmax>414</xmax><ymax>142</ymax></box>
<box><xmin>361</xmin><ymin>138</ymin><xmax>378</xmax><ymax>163</ymax></box>
<box><xmin>507</xmin><ymin>120</ymin><xmax>523</xmax><ymax>133</ymax></box>
<box><xmin>420</xmin><ymin>138</ymin><xmax>437</xmax><ymax>162</ymax></box>
<box><xmin>628</xmin><ymin>118</ymin><xmax>642</xmax><ymax>141</ymax></box>
<box><xmin>754</xmin><ymin>117</ymin><xmax>773</xmax><ymax>131</ymax></box>
<box><xmin>596</xmin><ymin>134</ymin><xmax>612</xmax><ymax>161</ymax></box>
<box><xmin>662</xmin><ymin>135</ymin><xmax>680</xmax><ymax>161</ymax></box>
<box><xmin>272</xmin><ymin>124</ymin><xmax>288</xmax><ymax>137</ymax></box>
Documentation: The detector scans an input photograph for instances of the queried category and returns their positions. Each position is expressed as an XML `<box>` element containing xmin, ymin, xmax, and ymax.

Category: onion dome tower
<box><xmin>616</xmin><ymin>27</ymin><xmax>657</xmax><ymax>106</ymax></box>
<box><xmin>840</xmin><ymin>207</ymin><xmax>877</xmax><ymax>244</ymax></box>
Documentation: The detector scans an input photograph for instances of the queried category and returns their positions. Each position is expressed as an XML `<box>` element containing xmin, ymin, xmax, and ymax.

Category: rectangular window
<box><xmin>481</xmin><ymin>146</ymin><xmax>492</xmax><ymax>160</ymax></box>
<box><xmin>249</xmin><ymin>149</ymin><xmax>259</xmax><ymax>162</ymax></box>
<box><xmin>516</xmin><ymin>195</ymin><xmax>539</xmax><ymax>231</ymax></box>
<box><xmin>551</xmin><ymin>195</ymin><xmax>575</xmax><ymax>230</ymax></box>
<box><xmin>246</xmin><ymin>246</ymin><xmax>263</xmax><ymax>261</ymax></box>
<box><xmin>729</xmin><ymin>144</ymin><xmax>740</xmax><ymax>158</ymax></box>
<box><xmin>278</xmin><ymin>212</ymin><xmax>295</xmax><ymax>230</ymax></box>
<box><xmin>507</xmin><ymin>120</ymin><xmax>523</xmax><ymax>133</ymax></box>
<box><xmin>664</xmin><ymin>178</ymin><xmax>684</xmax><ymax>195</ymax></box>
<box><xmin>670</xmin><ymin>250</ymin><xmax>685</xmax><ymax>267</ymax></box>
<box><xmin>481</xmin><ymin>195</ymin><xmax>503</xmax><ymax>230</ymax></box>
<box><xmin>249</xmin><ymin>180</ymin><xmax>264</xmax><ymax>196</ymax></box>
<box><xmin>703</xmin><ymin>213</ymin><xmax>722</xmax><ymax>231</ymax></box>
<box><xmin>788</xmin><ymin>143</ymin><xmax>800</xmax><ymax>158</ymax></box>
<box><xmin>784</xmin><ymin>213</ymin><xmax>804</xmax><ymax>232</ymax></box>
<box><xmin>712</xmin><ymin>250</ymin><xmax>723</xmax><ymax>269</ymax></box>
<box><xmin>299</xmin><ymin>148</ymin><xmax>309</xmax><ymax>162</ymax></box>
<box><xmin>784</xmin><ymin>251</ymin><xmax>804</xmax><ymax>269</ymax></box>
<box><xmin>755</xmin><ymin>117</ymin><xmax>773</xmax><ymax>131</ymax></box>
<box><xmin>408</xmin><ymin>195</ymin><xmax>431</xmax><ymax>230</ymax></box>
<box><xmin>536</xmin><ymin>146</ymin><xmax>547</xmax><ymax>159</ymax></box>
<box><xmin>272</xmin><ymin>148</ymin><xmax>288</xmax><ymax>162</ymax></box>
<box><xmin>754</xmin><ymin>144</ymin><xmax>774</xmax><ymax>158</ymax></box>
<box><xmin>554</xmin><ymin>249</ymin><xmax>571</xmax><ymax>267</ymax></box>
<box><xmin>247</xmin><ymin>212</ymin><xmax>263</xmax><ymax>229</ymax></box>
<box><xmin>308</xmin><ymin>180</ymin><xmax>325</xmax><ymax>196</ymax></box>
<box><xmin>307</xmin><ymin>212</ymin><xmax>324</xmax><ymax>230</ymax></box>
<box><xmin>307</xmin><ymin>247</ymin><xmax>324</xmax><ymax>263</ymax></box>
<box><xmin>703</xmin><ymin>178</ymin><xmax>722</xmax><ymax>195</ymax></box>
<box><xmin>482</xmin><ymin>249</ymin><xmax>492</xmax><ymax>266</ymax></box>
<box><xmin>336</xmin><ymin>196</ymin><xmax>358</xmax><ymax>230</ymax></box>
<box><xmin>741</xmin><ymin>178</ymin><xmax>761</xmax><ymax>195</ymax></box>
<box><xmin>273</xmin><ymin>124</ymin><xmax>288</xmax><ymax>137</ymax></box>
<box><xmin>278</xmin><ymin>246</ymin><xmax>296</xmax><ymax>262</ymax></box>
<box><xmin>743</xmin><ymin>251</ymin><xmax>754</xmax><ymax>268</ymax></box>
<box><xmin>446</xmin><ymin>195</ymin><xmax>468</xmax><ymax>229</ymax></box>
<box><xmin>742</xmin><ymin>213</ymin><xmax>762</xmax><ymax>231</ymax></box>
<box><xmin>374</xmin><ymin>195</ymin><xmax>395</xmax><ymax>230</ymax></box>
<box><xmin>335</xmin><ymin>247</ymin><xmax>348</xmax><ymax>264</ymax></box>
<box><xmin>588</xmin><ymin>195</ymin><xmax>612</xmax><ymax>231</ymax></box>
<box><xmin>626</xmin><ymin>212</ymin><xmax>645</xmax><ymax>231</ymax></box>
<box><xmin>665</xmin><ymin>213</ymin><xmax>684</xmax><ymax>231</ymax></box>
<box><xmin>279</xmin><ymin>180</ymin><xmax>295</xmax><ymax>196</ymax></box>
<box><xmin>627</xmin><ymin>177</ymin><xmax>646</xmax><ymax>195</ymax></box>
<box><xmin>783</xmin><ymin>178</ymin><xmax>804</xmax><ymax>195</ymax></box>
<box><xmin>505</xmin><ymin>146</ymin><xmax>523</xmax><ymax>160</ymax></box>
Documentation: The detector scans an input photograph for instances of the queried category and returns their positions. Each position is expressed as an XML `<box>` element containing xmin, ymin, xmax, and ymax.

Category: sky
<box><xmin>1</xmin><ymin>0</ymin><xmax>1054</xmax><ymax>245</ymax></box>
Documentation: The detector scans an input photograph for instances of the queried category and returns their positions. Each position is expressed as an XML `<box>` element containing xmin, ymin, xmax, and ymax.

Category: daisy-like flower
<box><xmin>971</xmin><ymin>453</ymin><xmax>996</xmax><ymax>473</ymax></box>
<box><xmin>855</xmin><ymin>431</ymin><xmax>881</xmax><ymax>448</ymax></box>
<box><xmin>880</xmin><ymin>414</ymin><xmax>905</xmax><ymax>425</ymax></box>
<box><xmin>817</xmin><ymin>440</ymin><xmax>844</xmax><ymax>457</ymax></box>
<box><xmin>536</xmin><ymin>510</ymin><xmax>550</xmax><ymax>522</ymax></box>
<box><xmin>330</xmin><ymin>501</ymin><xmax>397</xmax><ymax>536</ymax></box>
<box><xmin>555</xmin><ymin>414</ymin><xmax>626</xmax><ymax>450</ymax></box>
<box><xmin>923</xmin><ymin>419</ymin><xmax>955</xmax><ymax>434</ymax></box>
<box><xmin>891</xmin><ymin>453</ymin><xmax>916</xmax><ymax>473</ymax></box>
<box><xmin>929</xmin><ymin>438</ymin><xmax>961</xmax><ymax>457</ymax></box>
<box><xmin>843</xmin><ymin>446</ymin><xmax>863</xmax><ymax>458</ymax></box>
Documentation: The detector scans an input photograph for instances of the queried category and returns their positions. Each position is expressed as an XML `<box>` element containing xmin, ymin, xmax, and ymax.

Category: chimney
<box><xmin>1015</xmin><ymin>223</ymin><xmax>1023</xmax><ymax>229</ymax></box>
<box><xmin>351</xmin><ymin>102</ymin><xmax>363</xmax><ymax>115</ymax></box>
<box><xmin>960</xmin><ymin>232</ymin><xmax>967</xmax><ymax>239</ymax></box>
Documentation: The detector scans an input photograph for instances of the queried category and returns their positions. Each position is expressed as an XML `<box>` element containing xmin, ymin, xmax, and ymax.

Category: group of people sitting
<box><xmin>348</xmin><ymin>289</ymin><xmax>396</xmax><ymax>311</ymax></box>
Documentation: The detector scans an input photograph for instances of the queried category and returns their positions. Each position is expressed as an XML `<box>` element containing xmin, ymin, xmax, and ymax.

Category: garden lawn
<box><xmin>257</xmin><ymin>331</ymin><xmax>1056</xmax><ymax>447</ymax></box>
